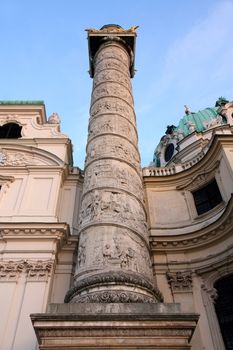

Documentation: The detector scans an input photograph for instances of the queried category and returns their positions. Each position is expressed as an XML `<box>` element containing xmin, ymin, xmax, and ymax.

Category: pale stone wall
<box><xmin>0</xmin><ymin>104</ymin><xmax>81</xmax><ymax>350</ymax></box>
<box><xmin>145</xmin><ymin>135</ymin><xmax>233</xmax><ymax>350</ymax></box>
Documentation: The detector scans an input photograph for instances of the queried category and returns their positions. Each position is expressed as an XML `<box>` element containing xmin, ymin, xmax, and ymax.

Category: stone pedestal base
<box><xmin>31</xmin><ymin>303</ymin><xmax>198</xmax><ymax>350</ymax></box>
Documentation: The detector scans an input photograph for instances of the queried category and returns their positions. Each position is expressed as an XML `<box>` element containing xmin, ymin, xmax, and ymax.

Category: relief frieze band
<box><xmin>88</xmin><ymin>114</ymin><xmax>138</xmax><ymax>145</ymax></box>
<box><xmin>78</xmin><ymin>189</ymin><xmax>147</xmax><ymax>237</ymax></box>
<box><xmin>94</xmin><ymin>44</ymin><xmax>129</xmax><ymax>66</ymax></box>
<box><xmin>91</xmin><ymin>81</ymin><xmax>134</xmax><ymax>106</ymax></box>
<box><xmin>93</xmin><ymin>70</ymin><xmax>132</xmax><ymax>91</ymax></box>
<box><xmin>67</xmin><ymin>37</ymin><xmax>162</xmax><ymax>303</ymax></box>
<box><xmin>83</xmin><ymin>159</ymin><xmax>144</xmax><ymax>203</ymax></box>
<box><xmin>90</xmin><ymin>97</ymin><xmax>135</xmax><ymax>123</ymax></box>
<box><xmin>75</xmin><ymin>227</ymin><xmax>151</xmax><ymax>278</ymax></box>
<box><xmin>85</xmin><ymin>135</ymin><xmax>140</xmax><ymax>169</ymax></box>
<box><xmin>94</xmin><ymin>59</ymin><xmax>130</xmax><ymax>76</ymax></box>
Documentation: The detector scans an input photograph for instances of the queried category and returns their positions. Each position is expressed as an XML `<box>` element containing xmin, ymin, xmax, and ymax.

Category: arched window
<box><xmin>192</xmin><ymin>179</ymin><xmax>222</xmax><ymax>215</ymax></box>
<box><xmin>222</xmin><ymin>115</ymin><xmax>228</xmax><ymax>124</ymax></box>
<box><xmin>0</xmin><ymin>123</ymin><xmax>22</xmax><ymax>138</ymax></box>
<box><xmin>164</xmin><ymin>143</ymin><xmax>174</xmax><ymax>162</ymax></box>
<box><xmin>214</xmin><ymin>274</ymin><xmax>233</xmax><ymax>349</ymax></box>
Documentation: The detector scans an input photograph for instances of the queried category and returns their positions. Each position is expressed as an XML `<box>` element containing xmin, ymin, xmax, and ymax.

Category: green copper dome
<box><xmin>153</xmin><ymin>98</ymin><xmax>230</xmax><ymax>167</ymax></box>
<box><xmin>176</xmin><ymin>107</ymin><xmax>218</xmax><ymax>137</ymax></box>
<box><xmin>100</xmin><ymin>24</ymin><xmax>123</xmax><ymax>30</ymax></box>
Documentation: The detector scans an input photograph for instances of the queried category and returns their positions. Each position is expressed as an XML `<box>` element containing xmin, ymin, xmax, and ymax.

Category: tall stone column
<box><xmin>65</xmin><ymin>25</ymin><xmax>162</xmax><ymax>304</ymax></box>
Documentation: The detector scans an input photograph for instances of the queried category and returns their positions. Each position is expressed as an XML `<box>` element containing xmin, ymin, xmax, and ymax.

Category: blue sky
<box><xmin>1</xmin><ymin>0</ymin><xmax>233</xmax><ymax>168</ymax></box>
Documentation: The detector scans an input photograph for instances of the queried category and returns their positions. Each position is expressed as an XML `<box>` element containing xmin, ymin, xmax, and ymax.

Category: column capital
<box><xmin>86</xmin><ymin>24</ymin><xmax>138</xmax><ymax>78</ymax></box>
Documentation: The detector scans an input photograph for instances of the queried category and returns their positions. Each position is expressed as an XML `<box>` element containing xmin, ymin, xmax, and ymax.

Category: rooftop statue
<box><xmin>184</xmin><ymin>105</ymin><xmax>191</xmax><ymax>115</ymax></box>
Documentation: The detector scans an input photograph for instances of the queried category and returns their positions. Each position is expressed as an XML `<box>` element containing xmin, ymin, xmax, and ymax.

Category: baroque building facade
<box><xmin>0</xmin><ymin>25</ymin><xmax>233</xmax><ymax>350</ymax></box>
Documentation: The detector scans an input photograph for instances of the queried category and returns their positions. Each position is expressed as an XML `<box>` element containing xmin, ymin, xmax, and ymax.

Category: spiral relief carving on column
<box><xmin>66</xmin><ymin>25</ymin><xmax>163</xmax><ymax>304</ymax></box>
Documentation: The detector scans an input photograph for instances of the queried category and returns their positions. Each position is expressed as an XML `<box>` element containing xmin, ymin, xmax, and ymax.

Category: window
<box><xmin>164</xmin><ymin>143</ymin><xmax>174</xmax><ymax>162</ymax></box>
<box><xmin>0</xmin><ymin>123</ymin><xmax>22</xmax><ymax>138</ymax></box>
<box><xmin>192</xmin><ymin>179</ymin><xmax>222</xmax><ymax>215</ymax></box>
<box><xmin>214</xmin><ymin>275</ymin><xmax>233</xmax><ymax>350</ymax></box>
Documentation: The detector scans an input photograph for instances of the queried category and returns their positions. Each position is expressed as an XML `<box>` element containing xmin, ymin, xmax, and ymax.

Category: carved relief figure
<box><xmin>79</xmin><ymin>190</ymin><xmax>147</xmax><ymax>238</ymax></box>
<box><xmin>91</xmin><ymin>83</ymin><xmax>133</xmax><ymax>106</ymax></box>
<box><xmin>93</xmin><ymin>70</ymin><xmax>131</xmax><ymax>91</ymax></box>
<box><xmin>78</xmin><ymin>235</ymin><xmax>87</xmax><ymax>267</ymax></box>
<box><xmin>86</xmin><ymin>136</ymin><xmax>139</xmax><ymax>169</ymax></box>
<box><xmin>94</xmin><ymin>47</ymin><xmax>129</xmax><ymax>66</ymax></box>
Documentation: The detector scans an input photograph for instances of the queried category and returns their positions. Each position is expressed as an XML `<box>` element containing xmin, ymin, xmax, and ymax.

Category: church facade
<box><xmin>0</xmin><ymin>25</ymin><xmax>233</xmax><ymax>350</ymax></box>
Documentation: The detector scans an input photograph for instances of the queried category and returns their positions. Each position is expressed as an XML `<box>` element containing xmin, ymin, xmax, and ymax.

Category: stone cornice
<box><xmin>150</xmin><ymin>195</ymin><xmax>233</xmax><ymax>252</ymax></box>
<box><xmin>0</xmin><ymin>222</ymin><xmax>75</xmax><ymax>243</ymax></box>
<box><xmin>0</xmin><ymin>223</ymin><xmax>78</xmax><ymax>261</ymax></box>
<box><xmin>0</xmin><ymin>104</ymin><xmax>46</xmax><ymax>124</ymax></box>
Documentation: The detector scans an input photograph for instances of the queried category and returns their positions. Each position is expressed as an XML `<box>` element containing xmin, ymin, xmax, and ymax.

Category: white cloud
<box><xmin>152</xmin><ymin>0</ymin><xmax>233</xmax><ymax>99</ymax></box>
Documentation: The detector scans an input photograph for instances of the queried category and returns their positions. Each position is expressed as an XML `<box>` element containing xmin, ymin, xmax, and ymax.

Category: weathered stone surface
<box><xmin>67</xmin><ymin>28</ymin><xmax>161</xmax><ymax>303</ymax></box>
<box><xmin>31</xmin><ymin>303</ymin><xmax>199</xmax><ymax>350</ymax></box>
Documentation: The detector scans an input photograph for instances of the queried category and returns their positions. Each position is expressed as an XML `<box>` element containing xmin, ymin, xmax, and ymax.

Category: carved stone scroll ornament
<box><xmin>70</xmin><ymin>291</ymin><xmax>156</xmax><ymax>303</ymax></box>
<box><xmin>166</xmin><ymin>271</ymin><xmax>193</xmax><ymax>292</ymax></box>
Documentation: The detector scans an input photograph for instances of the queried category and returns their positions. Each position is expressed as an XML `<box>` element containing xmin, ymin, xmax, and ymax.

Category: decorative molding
<box><xmin>0</xmin><ymin>259</ymin><xmax>53</xmax><ymax>281</ymax></box>
<box><xmin>70</xmin><ymin>290</ymin><xmax>156</xmax><ymax>303</ymax></box>
<box><xmin>38</xmin><ymin>327</ymin><xmax>193</xmax><ymax>338</ymax></box>
<box><xmin>65</xmin><ymin>270</ymin><xmax>163</xmax><ymax>303</ymax></box>
<box><xmin>143</xmin><ymin>151</ymin><xmax>207</xmax><ymax>177</ymax></box>
<box><xmin>0</xmin><ymin>225</ymin><xmax>69</xmax><ymax>237</ymax></box>
<box><xmin>150</xmin><ymin>197</ymin><xmax>233</xmax><ymax>251</ymax></box>
<box><xmin>0</xmin><ymin>174</ymin><xmax>14</xmax><ymax>183</ymax></box>
<box><xmin>200</xmin><ymin>279</ymin><xmax>225</xmax><ymax>350</ymax></box>
<box><xmin>166</xmin><ymin>271</ymin><xmax>192</xmax><ymax>292</ymax></box>
<box><xmin>176</xmin><ymin>160</ymin><xmax>220</xmax><ymax>191</ymax></box>
<box><xmin>0</xmin><ymin>224</ymin><xmax>75</xmax><ymax>252</ymax></box>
